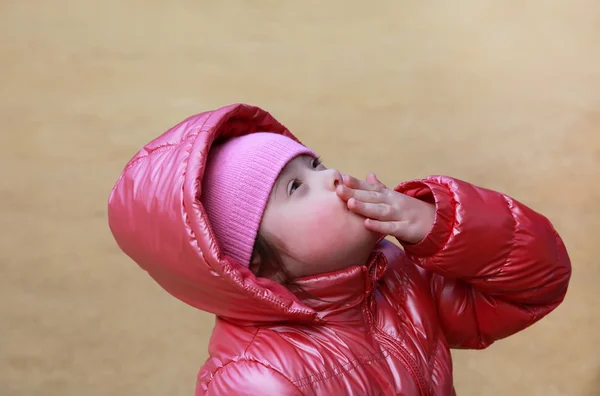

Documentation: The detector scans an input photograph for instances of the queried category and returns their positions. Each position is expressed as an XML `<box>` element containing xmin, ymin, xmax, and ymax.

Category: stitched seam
<box><xmin>467</xmin><ymin>286</ymin><xmax>484</xmax><ymax>348</ymax></box>
<box><xmin>206</xmin><ymin>359</ymin><xmax>303</xmax><ymax>395</ymax></box>
<box><xmin>434</xmin><ymin>183</ymin><xmax>458</xmax><ymax>258</ymax></box>
<box><xmin>127</xmin><ymin>105</ymin><xmax>220</xmax><ymax>171</ymax></box>
<box><xmin>392</xmin><ymin>264</ymin><xmax>410</xmax><ymax>323</ymax></box>
<box><xmin>494</xmin><ymin>200</ymin><xmax>565</xmax><ymax>321</ymax></box>
<box><xmin>124</xmin><ymin>110</ymin><xmax>215</xmax><ymax>171</ymax></box>
<box><xmin>427</xmin><ymin>332</ymin><xmax>441</xmax><ymax>368</ymax></box>
<box><xmin>125</xmin><ymin>138</ymin><xmax>195</xmax><ymax>172</ymax></box>
<box><xmin>292</xmin><ymin>350</ymin><xmax>390</xmax><ymax>388</ymax></box>
<box><xmin>426</xmin><ymin>339</ymin><xmax>442</xmax><ymax>396</ymax></box>
<box><xmin>417</xmin><ymin>180</ymin><xmax>459</xmax><ymax>268</ymax></box>
<box><xmin>484</xmin><ymin>196</ymin><xmax>533</xmax><ymax>319</ymax></box>
<box><xmin>400</xmin><ymin>260</ymin><xmax>410</xmax><ymax>307</ymax></box>
<box><xmin>495</xmin><ymin>194</ymin><xmax>520</xmax><ymax>280</ymax></box>
<box><xmin>198</xmin><ymin>107</ymin><xmax>315</xmax><ymax>317</ymax></box>
<box><xmin>243</xmin><ymin>328</ymin><xmax>261</xmax><ymax>355</ymax></box>
<box><xmin>193</xmin><ymin>108</ymin><xmax>315</xmax><ymax>317</ymax></box>
<box><xmin>293</xmin><ymin>351</ymin><xmax>385</xmax><ymax>385</ymax></box>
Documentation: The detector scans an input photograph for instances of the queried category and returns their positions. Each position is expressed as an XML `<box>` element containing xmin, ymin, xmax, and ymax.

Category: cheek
<box><xmin>287</xmin><ymin>200</ymin><xmax>357</xmax><ymax>254</ymax></box>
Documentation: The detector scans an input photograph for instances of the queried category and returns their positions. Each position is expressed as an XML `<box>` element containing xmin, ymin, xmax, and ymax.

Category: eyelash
<box><xmin>312</xmin><ymin>157</ymin><xmax>322</xmax><ymax>168</ymax></box>
<box><xmin>288</xmin><ymin>157</ymin><xmax>323</xmax><ymax>195</ymax></box>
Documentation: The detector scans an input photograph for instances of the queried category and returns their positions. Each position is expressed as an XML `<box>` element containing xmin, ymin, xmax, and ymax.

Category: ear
<box><xmin>249</xmin><ymin>251</ymin><xmax>261</xmax><ymax>274</ymax></box>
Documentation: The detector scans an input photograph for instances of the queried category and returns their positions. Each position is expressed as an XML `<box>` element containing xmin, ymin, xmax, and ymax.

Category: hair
<box><xmin>250</xmin><ymin>233</ymin><xmax>298</xmax><ymax>285</ymax></box>
<box><xmin>250</xmin><ymin>233</ymin><xmax>317</xmax><ymax>301</ymax></box>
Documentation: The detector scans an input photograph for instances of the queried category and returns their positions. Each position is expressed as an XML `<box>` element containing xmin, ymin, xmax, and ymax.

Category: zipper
<box><xmin>362</xmin><ymin>301</ymin><xmax>430</xmax><ymax>396</ymax></box>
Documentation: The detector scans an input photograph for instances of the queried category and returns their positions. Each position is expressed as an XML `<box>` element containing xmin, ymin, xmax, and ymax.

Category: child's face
<box><xmin>259</xmin><ymin>155</ymin><xmax>380</xmax><ymax>279</ymax></box>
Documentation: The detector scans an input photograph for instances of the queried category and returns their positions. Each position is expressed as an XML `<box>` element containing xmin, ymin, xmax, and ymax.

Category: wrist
<box><xmin>395</xmin><ymin>178</ymin><xmax>454</xmax><ymax>257</ymax></box>
<box><xmin>399</xmin><ymin>201</ymin><xmax>435</xmax><ymax>244</ymax></box>
<box><xmin>414</xmin><ymin>202</ymin><xmax>436</xmax><ymax>243</ymax></box>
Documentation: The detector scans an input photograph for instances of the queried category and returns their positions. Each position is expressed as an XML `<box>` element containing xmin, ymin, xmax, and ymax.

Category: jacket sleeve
<box><xmin>395</xmin><ymin>176</ymin><xmax>571</xmax><ymax>349</ymax></box>
<box><xmin>198</xmin><ymin>360</ymin><xmax>303</xmax><ymax>396</ymax></box>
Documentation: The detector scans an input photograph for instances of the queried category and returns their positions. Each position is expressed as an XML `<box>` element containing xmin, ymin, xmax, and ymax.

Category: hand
<box><xmin>336</xmin><ymin>173</ymin><xmax>435</xmax><ymax>244</ymax></box>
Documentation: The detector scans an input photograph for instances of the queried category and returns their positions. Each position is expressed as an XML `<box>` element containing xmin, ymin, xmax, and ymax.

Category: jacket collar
<box><xmin>292</xmin><ymin>250</ymin><xmax>388</xmax><ymax>324</ymax></box>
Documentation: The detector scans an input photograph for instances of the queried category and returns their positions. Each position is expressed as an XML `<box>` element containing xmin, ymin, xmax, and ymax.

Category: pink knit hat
<box><xmin>202</xmin><ymin>132</ymin><xmax>315</xmax><ymax>268</ymax></box>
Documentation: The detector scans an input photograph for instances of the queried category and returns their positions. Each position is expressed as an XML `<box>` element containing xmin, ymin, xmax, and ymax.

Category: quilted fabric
<box><xmin>108</xmin><ymin>104</ymin><xmax>571</xmax><ymax>395</ymax></box>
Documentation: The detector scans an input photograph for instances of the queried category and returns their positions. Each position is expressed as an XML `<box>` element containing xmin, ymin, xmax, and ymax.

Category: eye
<box><xmin>311</xmin><ymin>157</ymin><xmax>322</xmax><ymax>169</ymax></box>
<box><xmin>288</xmin><ymin>179</ymin><xmax>302</xmax><ymax>195</ymax></box>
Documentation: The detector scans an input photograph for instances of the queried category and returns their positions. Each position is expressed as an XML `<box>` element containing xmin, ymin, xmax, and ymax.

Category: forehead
<box><xmin>279</xmin><ymin>154</ymin><xmax>313</xmax><ymax>175</ymax></box>
<box><xmin>268</xmin><ymin>155</ymin><xmax>313</xmax><ymax>199</ymax></box>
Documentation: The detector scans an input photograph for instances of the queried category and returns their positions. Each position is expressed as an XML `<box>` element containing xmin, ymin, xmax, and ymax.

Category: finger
<box><xmin>348</xmin><ymin>188</ymin><xmax>389</xmax><ymax>204</ymax></box>
<box><xmin>366</xmin><ymin>173</ymin><xmax>387</xmax><ymax>189</ymax></box>
<box><xmin>348</xmin><ymin>198</ymin><xmax>394</xmax><ymax>220</ymax></box>
<box><xmin>335</xmin><ymin>184</ymin><xmax>354</xmax><ymax>201</ymax></box>
<box><xmin>364</xmin><ymin>219</ymin><xmax>403</xmax><ymax>236</ymax></box>
<box><xmin>365</xmin><ymin>173</ymin><xmax>377</xmax><ymax>185</ymax></box>
<box><xmin>342</xmin><ymin>174</ymin><xmax>383</xmax><ymax>192</ymax></box>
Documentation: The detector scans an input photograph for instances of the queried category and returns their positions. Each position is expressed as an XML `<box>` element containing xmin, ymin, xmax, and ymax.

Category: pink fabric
<box><xmin>202</xmin><ymin>133</ymin><xmax>314</xmax><ymax>268</ymax></box>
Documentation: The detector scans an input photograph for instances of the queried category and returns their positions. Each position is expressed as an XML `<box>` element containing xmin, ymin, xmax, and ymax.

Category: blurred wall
<box><xmin>1</xmin><ymin>1</ymin><xmax>599</xmax><ymax>395</ymax></box>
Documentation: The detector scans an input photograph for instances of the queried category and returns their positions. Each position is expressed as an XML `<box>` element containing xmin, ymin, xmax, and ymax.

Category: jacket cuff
<box><xmin>394</xmin><ymin>178</ymin><xmax>455</xmax><ymax>258</ymax></box>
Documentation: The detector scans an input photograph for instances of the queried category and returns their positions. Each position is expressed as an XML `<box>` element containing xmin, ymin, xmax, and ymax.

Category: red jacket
<box><xmin>108</xmin><ymin>104</ymin><xmax>571</xmax><ymax>395</ymax></box>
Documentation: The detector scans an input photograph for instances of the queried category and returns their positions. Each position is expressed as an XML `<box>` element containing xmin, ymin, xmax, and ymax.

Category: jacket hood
<box><xmin>108</xmin><ymin>104</ymin><xmax>336</xmax><ymax>324</ymax></box>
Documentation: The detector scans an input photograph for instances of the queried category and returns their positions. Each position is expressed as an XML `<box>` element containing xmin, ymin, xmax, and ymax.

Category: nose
<box><xmin>323</xmin><ymin>168</ymin><xmax>343</xmax><ymax>191</ymax></box>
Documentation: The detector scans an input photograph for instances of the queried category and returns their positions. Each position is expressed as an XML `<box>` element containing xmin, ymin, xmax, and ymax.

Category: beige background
<box><xmin>2</xmin><ymin>1</ymin><xmax>599</xmax><ymax>395</ymax></box>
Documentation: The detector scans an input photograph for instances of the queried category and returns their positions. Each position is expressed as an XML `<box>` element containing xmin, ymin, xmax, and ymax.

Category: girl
<box><xmin>108</xmin><ymin>103</ymin><xmax>571</xmax><ymax>395</ymax></box>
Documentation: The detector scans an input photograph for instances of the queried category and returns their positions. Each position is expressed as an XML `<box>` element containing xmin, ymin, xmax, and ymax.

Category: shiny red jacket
<box><xmin>108</xmin><ymin>104</ymin><xmax>571</xmax><ymax>395</ymax></box>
